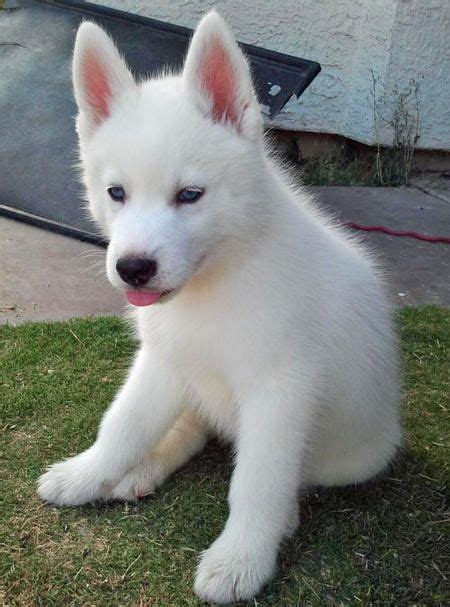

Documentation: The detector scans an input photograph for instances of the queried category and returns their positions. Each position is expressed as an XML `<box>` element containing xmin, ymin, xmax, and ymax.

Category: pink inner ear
<box><xmin>199</xmin><ymin>37</ymin><xmax>238</xmax><ymax>124</ymax></box>
<box><xmin>82</xmin><ymin>50</ymin><xmax>112</xmax><ymax>124</ymax></box>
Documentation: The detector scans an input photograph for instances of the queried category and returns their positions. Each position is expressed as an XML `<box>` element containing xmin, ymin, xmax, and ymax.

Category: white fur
<box><xmin>38</xmin><ymin>12</ymin><xmax>401</xmax><ymax>604</ymax></box>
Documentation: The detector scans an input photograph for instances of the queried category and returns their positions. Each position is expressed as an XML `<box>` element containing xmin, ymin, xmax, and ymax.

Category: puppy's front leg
<box><xmin>38</xmin><ymin>346</ymin><xmax>184</xmax><ymax>506</ymax></box>
<box><xmin>195</xmin><ymin>380</ymin><xmax>312</xmax><ymax>604</ymax></box>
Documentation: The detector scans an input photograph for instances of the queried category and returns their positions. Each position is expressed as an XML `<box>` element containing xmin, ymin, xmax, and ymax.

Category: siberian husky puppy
<box><xmin>38</xmin><ymin>12</ymin><xmax>401</xmax><ymax>603</ymax></box>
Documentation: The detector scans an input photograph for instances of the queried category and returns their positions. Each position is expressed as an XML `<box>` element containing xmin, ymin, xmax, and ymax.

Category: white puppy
<box><xmin>38</xmin><ymin>12</ymin><xmax>401</xmax><ymax>603</ymax></box>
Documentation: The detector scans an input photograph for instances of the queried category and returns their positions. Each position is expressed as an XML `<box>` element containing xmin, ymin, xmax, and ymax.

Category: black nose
<box><xmin>116</xmin><ymin>257</ymin><xmax>158</xmax><ymax>287</ymax></box>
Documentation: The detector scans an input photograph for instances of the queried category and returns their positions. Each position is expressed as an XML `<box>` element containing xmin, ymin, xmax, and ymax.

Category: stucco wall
<box><xmin>91</xmin><ymin>0</ymin><xmax>450</xmax><ymax>150</ymax></box>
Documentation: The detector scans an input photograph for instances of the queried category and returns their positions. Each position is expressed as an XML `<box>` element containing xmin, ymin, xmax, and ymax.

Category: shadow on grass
<box><xmin>67</xmin><ymin>442</ymin><xmax>447</xmax><ymax>606</ymax></box>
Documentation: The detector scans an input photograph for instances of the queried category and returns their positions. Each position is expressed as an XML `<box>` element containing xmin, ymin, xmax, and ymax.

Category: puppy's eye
<box><xmin>107</xmin><ymin>186</ymin><xmax>126</xmax><ymax>202</ymax></box>
<box><xmin>176</xmin><ymin>187</ymin><xmax>204</xmax><ymax>205</ymax></box>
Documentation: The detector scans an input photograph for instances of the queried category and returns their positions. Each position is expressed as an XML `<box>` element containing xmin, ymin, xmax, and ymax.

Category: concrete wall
<box><xmin>91</xmin><ymin>0</ymin><xmax>450</xmax><ymax>151</ymax></box>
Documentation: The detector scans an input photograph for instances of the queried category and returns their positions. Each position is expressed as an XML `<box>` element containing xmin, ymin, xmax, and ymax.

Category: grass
<box><xmin>294</xmin><ymin>146</ymin><xmax>421</xmax><ymax>187</ymax></box>
<box><xmin>299</xmin><ymin>149</ymin><xmax>377</xmax><ymax>187</ymax></box>
<box><xmin>1</xmin><ymin>307</ymin><xmax>449</xmax><ymax>606</ymax></box>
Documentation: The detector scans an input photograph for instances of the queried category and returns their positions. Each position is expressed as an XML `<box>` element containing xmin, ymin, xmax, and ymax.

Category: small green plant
<box><xmin>295</xmin><ymin>73</ymin><xmax>422</xmax><ymax>188</ymax></box>
<box><xmin>371</xmin><ymin>70</ymin><xmax>421</xmax><ymax>186</ymax></box>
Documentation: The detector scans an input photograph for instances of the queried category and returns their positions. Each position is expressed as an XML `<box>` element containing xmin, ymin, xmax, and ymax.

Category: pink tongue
<box><xmin>125</xmin><ymin>290</ymin><xmax>161</xmax><ymax>306</ymax></box>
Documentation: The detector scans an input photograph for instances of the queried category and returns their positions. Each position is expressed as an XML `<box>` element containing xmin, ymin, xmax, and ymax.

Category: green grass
<box><xmin>1</xmin><ymin>307</ymin><xmax>449</xmax><ymax>606</ymax></box>
<box><xmin>299</xmin><ymin>152</ymin><xmax>377</xmax><ymax>187</ymax></box>
<box><xmin>296</xmin><ymin>148</ymin><xmax>421</xmax><ymax>187</ymax></box>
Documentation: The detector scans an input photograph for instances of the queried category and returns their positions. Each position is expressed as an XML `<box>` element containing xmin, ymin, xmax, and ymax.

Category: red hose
<box><xmin>343</xmin><ymin>222</ymin><xmax>450</xmax><ymax>244</ymax></box>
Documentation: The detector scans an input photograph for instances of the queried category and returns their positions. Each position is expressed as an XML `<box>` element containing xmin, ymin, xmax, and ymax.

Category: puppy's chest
<box><xmin>166</xmin><ymin>321</ymin><xmax>239</xmax><ymax>439</ymax></box>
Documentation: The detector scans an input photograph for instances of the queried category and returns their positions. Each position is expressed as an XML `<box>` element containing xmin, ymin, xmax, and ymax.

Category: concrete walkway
<box><xmin>315</xmin><ymin>186</ymin><xmax>450</xmax><ymax>308</ymax></box>
<box><xmin>0</xmin><ymin>218</ymin><xmax>125</xmax><ymax>325</ymax></box>
<box><xmin>1</xmin><ymin>186</ymin><xmax>449</xmax><ymax>325</ymax></box>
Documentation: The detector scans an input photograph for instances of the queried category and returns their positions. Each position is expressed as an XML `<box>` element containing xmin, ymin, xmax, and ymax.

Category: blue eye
<box><xmin>177</xmin><ymin>187</ymin><xmax>204</xmax><ymax>204</ymax></box>
<box><xmin>107</xmin><ymin>186</ymin><xmax>126</xmax><ymax>202</ymax></box>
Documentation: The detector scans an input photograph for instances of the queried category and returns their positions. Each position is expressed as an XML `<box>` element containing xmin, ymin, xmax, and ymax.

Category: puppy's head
<box><xmin>73</xmin><ymin>12</ymin><xmax>264</xmax><ymax>305</ymax></box>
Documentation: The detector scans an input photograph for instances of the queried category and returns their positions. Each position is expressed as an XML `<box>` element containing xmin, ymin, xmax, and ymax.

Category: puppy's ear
<box><xmin>182</xmin><ymin>11</ymin><xmax>262</xmax><ymax>140</ymax></box>
<box><xmin>73</xmin><ymin>22</ymin><xmax>135</xmax><ymax>136</ymax></box>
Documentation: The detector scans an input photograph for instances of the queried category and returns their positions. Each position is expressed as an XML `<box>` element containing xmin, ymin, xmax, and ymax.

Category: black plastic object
<box><xmin>0</xmin><ymin>0</ymin><xmax>321</xmax><ymax>243</ymax></box>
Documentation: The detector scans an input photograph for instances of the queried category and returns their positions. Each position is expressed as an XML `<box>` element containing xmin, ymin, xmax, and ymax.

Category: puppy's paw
<box><xmin>194</xmin><ymin>532</ymin><xmax>276</xmax><ymax>604</ymax></box>
<box><xmin>111</xmin><ymin>459</ymin><xmax>166</xmax><ymax>502</ymax></box>
<box><xmin>37</xmin><ymin>450</ymin><xmax>108</xmax><ymax>506</ymax></box>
